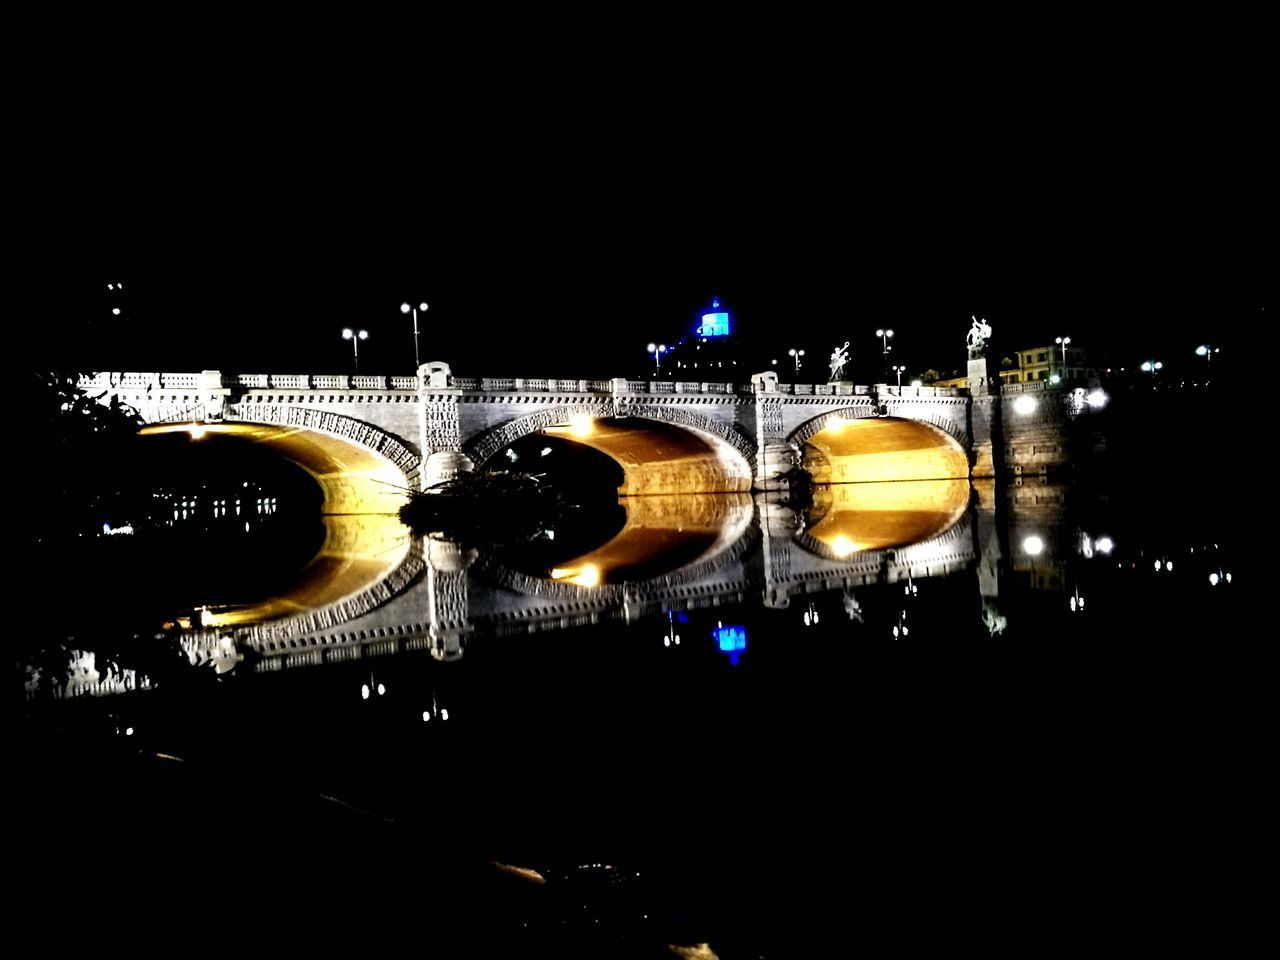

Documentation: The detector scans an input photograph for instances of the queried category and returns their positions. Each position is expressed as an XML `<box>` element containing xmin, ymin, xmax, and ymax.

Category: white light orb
<box><xmin>400</xmin><ymin>303</ymin><xmax>411</xmax><ymax>313</ymax></box>
<box><xmin>1014</xmin><ymin>396</ymin><xmax>1038</xmax><ymax>416</ymax></box>
<box><xmin>1022</xmin><ymin>535</ymin><xmax>1044</xmax><ymax>556</ymax></box>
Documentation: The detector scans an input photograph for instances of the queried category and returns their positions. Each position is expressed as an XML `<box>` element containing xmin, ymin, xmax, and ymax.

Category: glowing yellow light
<box><xmin>549</xmin><ymin>564</ymin><xmax>601</xmax><ymax>587</ymax></box>
<box><xmin>188</xmin><ymin>424</ymin><xmax>208</xmax><ymax>440</ymax></box>
<box><xmin>569</xmin><ymin>415</ymin><xmax>593</xmax><ymax>437</ymax></box>
<box><xmin>199</xmin><ymin>606</ymin><xmax>213</xmax><ymax>627</ymax></box>
<box><xmin>830</xmin><ymin>535</ymin><xmax>857</xmax><ymax>558</ymax></box>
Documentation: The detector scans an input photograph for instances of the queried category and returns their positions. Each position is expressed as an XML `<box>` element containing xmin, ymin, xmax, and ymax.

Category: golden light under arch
<box><xmin>802</xmin><ymin>416</ymin><xmax>969</xmax><ymax>484</ymax></box>
<box><xmin>139</xmin><ymin>421</ymin><xmax>413</xmax><ymax>626</ymax></box>
<box><xmin>535</xmin><ymin>417</ymin><xmax>754</xmax><ymax>495</ymax></box>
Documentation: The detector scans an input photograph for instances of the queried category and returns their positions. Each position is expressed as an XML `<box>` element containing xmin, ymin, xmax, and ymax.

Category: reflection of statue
<box><xmin>981</xmin><ymin>600</ymin><xmax>1007</xmax><ymax>636</ymax></box>
<box><xmin>843</xmin><ymin>590</ymin><xmax>864</xmax><ymax>623</ymax></box>
<box><xmin>967</xmin><ymin>315</ymin><xmax>992</xmax><ymax>359</ymax></box>
<box><xmin>829</xmin><ymin>341</ymin><xmax>851</xmax><ymax>381</ymax></box>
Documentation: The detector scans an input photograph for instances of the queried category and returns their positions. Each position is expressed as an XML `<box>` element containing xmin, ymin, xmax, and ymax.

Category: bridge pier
<box><xmin>418</xmin><ymin>362</ymin><xmax>475</xmax><ymax>489</ymax></box>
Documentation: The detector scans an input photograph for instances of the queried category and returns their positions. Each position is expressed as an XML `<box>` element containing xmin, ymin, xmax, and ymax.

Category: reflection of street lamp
<box><xmin>360</xmin><ymin>672</ymin><xmax>386</xmax><ymax>700</ymax></box>
<box><xmin>891</xmin><ymin>364</ymin><xmax>906</xmax><ymax>388</ymax></box>
<box><xmin>803</xmin><ymin>601</ymin><xmax>820</xmax><ymax>626</ymax></box>
<box><xmin>343</xmin><ymin>328</ymin><xmax>369</xmax><ymax>373</ymax></box>
<box><xmin>400</xmin><ymin>301</ymin><xmax>428</xmax><ymax>369</ymax></box>
<box><xmin>876</xmin><ymin>328</ymin><xmax>894</xmax><ymax>379</ymax></box>
<box><xmin>1195</xmin><ymin>344</ymin><xmax>1219</xmax><ymax>386</ymax></box>
<box><xmin>788</xmin><ymin>347</ymin><xmax>805</xmax><ymax>376</ymax></box>
<box><xmin>422</xmin><ymin>691</ymin><xmax>450</xmax><ymax>722</ymax></box>
<box><xmin>662</xmin><ymin>610</ymin><xmax>682</xmax><ymax>647</ymax></box>
<box><xmin>1140</xmin><ymin>359</ymin><xmax>1163</xmax><ymax>390</ymax></box>
<box><xmin>646</xmin><ymin>343</ymin><xmax>667</xmax><ymax>376</ymax></box>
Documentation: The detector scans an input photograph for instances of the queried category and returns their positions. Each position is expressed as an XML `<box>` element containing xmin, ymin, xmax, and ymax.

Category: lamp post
<box><xmin>788</xmin><ymin>347</ymin><xmax>805</xmax><ymax>377</ymax></box>
<box><xmin>400</xmin><ymin>302</ymin><xmax>428</xmax><ymax>369</ymax></box>
<box><xmin>343</xmin><ymin>328</ymin><xmax>369</xmax><ymax>373</ymax></box>
<box><xmin>876</xmin><ymin>328</ymin><xmax>894</xmax><ymax>380</ymax></box>
<box><xmin>646</xmin><ymin>343</ymin><xmax>667</xmax><ymax>377</ymax></box>
<box><xmin>891</xmin><ymin>364</ymin><xmax>906</xmax><ymax>389</ymax></box>
<box><xmin>1055</xmin><ymin>336</ymin><xmax>1072</xmax><ymax>381</ymax></box>
<box><xmin>1140</xmin><ymin>359</ymin><xmax>1163</xmax><ymax>390</ymax></box>
<box><xmin>1195</xmin><ymin>344</ymin><xmax>1219</xmax><ymax>386</ymax></box>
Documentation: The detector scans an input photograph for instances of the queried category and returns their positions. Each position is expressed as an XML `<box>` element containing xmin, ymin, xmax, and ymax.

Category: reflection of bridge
<box><xmin>174</xmin><ymin>490</ymin><xmax>982</xmax><ymax>674</ymax></box>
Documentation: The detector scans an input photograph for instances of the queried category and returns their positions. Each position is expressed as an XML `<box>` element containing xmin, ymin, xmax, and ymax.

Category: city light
<box><xmin>1022</xmin><ymin>536</ymin><xmax>1044</xmax><ymax>555</ymax></box>
<box><xmin>1014</xmin><ymin>396</ymin><xmax>1038</xmax><ymax>416</ymax></box>
<box><xmin>550</xmin><ymin>564</ymin><xmax>601</xmax><ymax>587</ymax></box>
<box><xmin>1086</xmin><ymin>389</ymin><xmax>1109</xmax><ymax>409</ymax></box>
<box><xmin>401</xmin><ymin>301</ymin><xmax>429</xmax><ymax>368</ymax></box>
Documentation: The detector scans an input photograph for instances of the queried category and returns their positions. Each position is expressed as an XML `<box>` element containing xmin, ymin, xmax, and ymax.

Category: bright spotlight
<box><xmin>400</xmin><ymin>303</ymin><xmax>411</xmax><ymax>313</ymax></box>
<box><xmin>1096</xmin><ymin>536</ymin><xmax>1114</xmax><ymax>555</ymax></box>
<box><xmin>1023</xmin><ymin>536</ymin><xmax>1044</xmax><ymax>556</ymax></box>
<box><xmin>1086</xmin><ymin>389</ymin><xmax>1109</xmax><ymax>409</ymax></box>
<box><xmin>1014</xmin><ymin>396</ymin><xmax>1038</xmax><ymax>416</ymax></box>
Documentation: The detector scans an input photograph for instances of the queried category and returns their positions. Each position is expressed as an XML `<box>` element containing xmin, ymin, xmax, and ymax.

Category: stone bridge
<box><xmin>81</xmin><ymin>365</ymin><xmax>1015</xmax><ymax>496</ymax></box>
<box><xmin>64</xmin><ymin>366</ymin><xmax>1094</xmax><ymax>691</ymax></box>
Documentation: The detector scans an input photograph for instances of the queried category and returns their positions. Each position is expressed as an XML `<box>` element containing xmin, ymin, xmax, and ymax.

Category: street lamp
<box><xmin>1055</xmin><ymin>336</ymin><xmax>1072</xmax><ymax>380</ymax></box>
<box><xmin>1195</xmin><ymin>344</ymin><xmax>1219</xmax><ymax>386</ymax></box>
<box><xmin>891</xmin><ymin>364</ymin><xmax>907</xmax><ymax>389</ymax></box>
<box><xmin>1140</xmin><ymin>359</ymin><xmax>1163</xmax><ymax>390</ymax></box>
<box><xmin>400</xmin><ymin>301</ymin><xmax>428</xmax><ymax>369</ymax></box>
<box><xmin>875</xmin><ymin>328</ymin><xmax>894</xmax><ymax>379</ymax></box>
<box><xmin>788</xmin><ymin>347</ymin><xmax>805</xmax><ymax>376</ymax></box>
<box><xmin>343</xmin><ymin>328</ymin><xmax>369</xmax><ymax>373</ymax></box>
<box><xmin>646</xmin><ymin>343</ymin><xmax>667</xmax><ymax>377</ymax></box>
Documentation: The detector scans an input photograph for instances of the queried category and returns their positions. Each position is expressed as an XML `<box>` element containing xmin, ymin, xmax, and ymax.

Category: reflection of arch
<box><xmin>795</xmin><ymin>479</ymin><xmax>971</xmax><ymax>560</ymax></box>
<box><xmin>474</xmin><ymin>506</ymin><xmax>759</xmax><ymax>600</ymax></box>
<box><xmin>465</xmin><ymin>405</ymin><xmax>755</xmax><ymax>495</ymax></box>
<box><xmin>137</xmin><ymin>421</ymin><xmax>416</xmax><ymax>628</ymax></box>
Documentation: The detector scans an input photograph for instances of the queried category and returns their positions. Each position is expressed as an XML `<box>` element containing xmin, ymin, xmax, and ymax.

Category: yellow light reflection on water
<box><xmin>807</xmin><ymin>479</ymin><xmax>971</xmax><ymax>557</ymax></box>
<box><xmin>138</xmin><ymin>421</ymin><xmax>413</xmax><ymax>627</ymax></box>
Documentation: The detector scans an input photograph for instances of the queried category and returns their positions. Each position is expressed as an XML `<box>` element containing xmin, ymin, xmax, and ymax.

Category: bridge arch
<box><xmin>789</xmin><ymin>410</ymin><xmax>969</xmax><ymax>484</ymax></box>
<box><xmin>136</xmin><ymin>420</ymin><xmax>416</xmax><ymax>629</ymax></box>
<box><xmin>463</xmin><ymin>404</ymin><xmax>755</xmax><ymax>495</ymax></box>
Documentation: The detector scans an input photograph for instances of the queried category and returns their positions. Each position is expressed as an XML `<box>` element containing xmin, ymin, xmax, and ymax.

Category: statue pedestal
<box><xmin>967</xmin><ymin>357</ymin><xmax>996</xmax><ymax>396</ymax></box>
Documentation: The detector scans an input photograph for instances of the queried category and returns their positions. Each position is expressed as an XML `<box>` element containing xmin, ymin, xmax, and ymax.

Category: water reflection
<box><xmin>544</xmin><ymin>493</ymin><xmax>754</xmax><ymax>585</ymax></box>
<box><xmin>803</xmin><ymin>479</ymin><xmax>971</xmax><ymax>558</ymax></box>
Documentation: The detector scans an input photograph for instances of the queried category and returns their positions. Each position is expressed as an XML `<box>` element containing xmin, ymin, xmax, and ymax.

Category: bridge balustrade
<box><xmin>352</xmin><ymin>375</ymin><xmax>387</xmax><ymax>389</ymax></box>
<box><xmin>311</xmin><ymin>375</ymin><xmax>348</xmax><ymax>389</ymax></box>
<box><xmin>270</xmin><ymin>374</ymin><xmax>309</xmax><ymax>389</ymax></box>
<box><xmin>234</xmin><ymin>374</ymin><xmax>269</xmax><ymax>387</ymax></box>
<box><xmin>159</xmin><ymin>373</ymin><xmax>201</xmax><ymax>389</ymax></box>
<box><xmin>389</xmin><ymin>376</ymin><xmax>419</xmax><ymax>390</ymax></box>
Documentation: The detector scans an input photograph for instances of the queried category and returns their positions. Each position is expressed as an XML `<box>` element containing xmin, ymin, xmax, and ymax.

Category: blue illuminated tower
<box><xmin>696</xmin><ymin>297</ymin><xmax>731</xmax><ymax>338</ymax></box>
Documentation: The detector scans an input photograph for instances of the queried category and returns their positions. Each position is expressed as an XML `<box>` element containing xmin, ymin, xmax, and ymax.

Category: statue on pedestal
<box><xmin>966</xmin><ymin>315</ymin><xmax>992</xmax><ymax>359</ymax></box>
<box><xmin>828</xmin><ymin>341</ymin><xmax>851</xmax><ymax>381</ymax></box>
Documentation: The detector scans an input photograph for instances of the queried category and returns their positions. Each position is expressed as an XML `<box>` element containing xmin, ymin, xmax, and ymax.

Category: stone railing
<box><xmin>81</xmin><ymin>372</ymin><xmax>428</xmax><ymax>392</ymax></box>
<box><xmin>80</xmin><ymin>372</ymin><xmax>972</xmax><ymax>402</ymax></box>
<box><xmin>878</xmin><ymin>384</ymin><xmax>962</xmax><ymax>398</ymax></box>
<box><xmin>1001</xmin><ymin>381</ymin><xmax>1057</xmax><ymax>395</ymax></box>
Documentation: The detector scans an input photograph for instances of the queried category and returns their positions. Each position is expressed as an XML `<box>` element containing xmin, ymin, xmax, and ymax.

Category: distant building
<box><xmin>929</xmin><ymin>343</ymin><xmax>1101</xmax><ymax>389</ymax></box>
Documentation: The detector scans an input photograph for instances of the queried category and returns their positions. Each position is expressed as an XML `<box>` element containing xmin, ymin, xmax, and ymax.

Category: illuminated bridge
<box><xmin>65</xmin><ymin>366</ymin><xmax>1087</xmax><ymax>688</ymax></box>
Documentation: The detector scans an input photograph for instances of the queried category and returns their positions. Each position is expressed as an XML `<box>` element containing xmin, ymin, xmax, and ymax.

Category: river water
<box><xmin>15</xmin><ymin>398</ymin><xmax>1250</xmax><ymax>956</ymax></box>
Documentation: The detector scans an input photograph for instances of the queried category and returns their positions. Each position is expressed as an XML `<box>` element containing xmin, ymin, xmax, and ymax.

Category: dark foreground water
<box><xmin>14</xmin><ymin>402</ymin><xmax>1253</xmax><ymax>957</ymax></box>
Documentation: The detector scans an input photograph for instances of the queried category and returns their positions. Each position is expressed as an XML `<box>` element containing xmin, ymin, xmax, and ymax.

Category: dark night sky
<box><xmin>23</xmin><ymin>106</ymin><xmax>1273</xmax><ymax>384</ymax></box>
